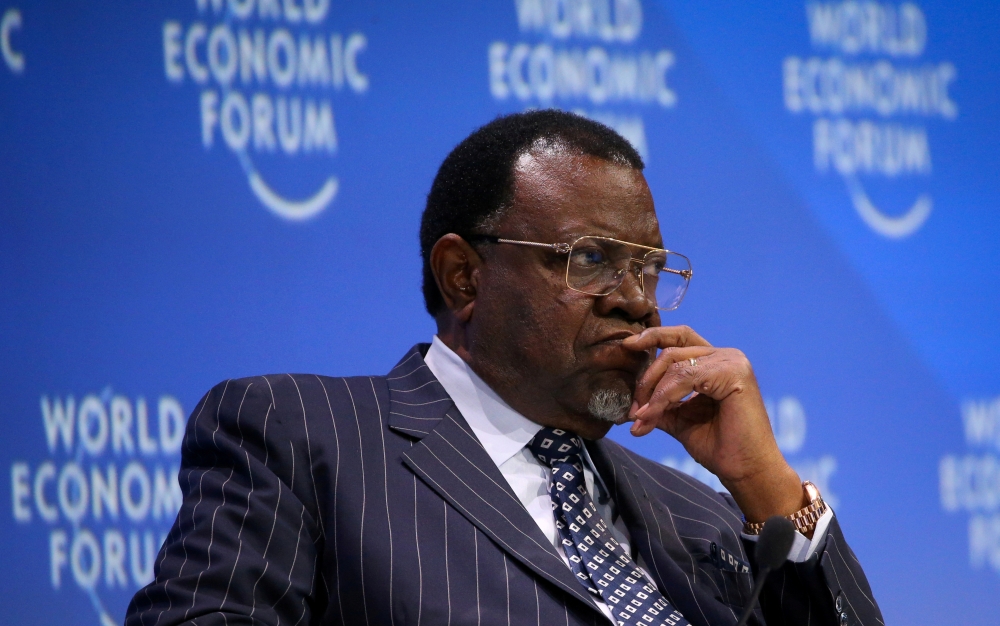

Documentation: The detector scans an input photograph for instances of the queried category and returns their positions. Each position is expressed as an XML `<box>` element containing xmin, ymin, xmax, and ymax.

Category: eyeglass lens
<box><xmin>566</xmin><ymin>237</ymin><xmax>691</xmax><ymax>311</ymax></box>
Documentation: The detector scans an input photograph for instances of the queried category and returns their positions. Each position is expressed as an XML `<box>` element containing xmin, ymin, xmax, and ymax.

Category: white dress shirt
<box><xmin>423</xmin><ymin>336</ymin><xmax>832</xmax><ymax>620</ymax></box>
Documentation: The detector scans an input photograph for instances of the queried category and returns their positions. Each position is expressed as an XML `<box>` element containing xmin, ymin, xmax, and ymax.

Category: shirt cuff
<box><xmin>741</xmin><ymin>506</ymin><xmax>834</xmax><ymax>563</ymax></box>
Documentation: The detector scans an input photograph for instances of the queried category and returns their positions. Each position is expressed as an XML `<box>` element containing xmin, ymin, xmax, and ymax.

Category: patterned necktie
<box><xmin>528</xmin><ymin>427</ymin><xmax>690</xmax><ymax>626</ymax></box>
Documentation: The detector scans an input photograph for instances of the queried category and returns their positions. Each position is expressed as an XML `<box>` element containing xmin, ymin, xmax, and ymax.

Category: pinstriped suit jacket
<box><xmin>125</xmin><ymin>344</ymin><xmax>883</xmax><ymax>626</ymax></box>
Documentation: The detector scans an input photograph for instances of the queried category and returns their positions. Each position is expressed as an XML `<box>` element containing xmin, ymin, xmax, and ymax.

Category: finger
<box><xmin>630</xmin><ymin>391</ymin><xmax>718</xmax><ymax>438</ymax></box>
<box><xmin>629</xmin><ymin>415</ymin><xmax>659</xmax><ymax>437</ymax></box>
<box><xmin>630</xmin><ymin>394</ymin><xmax>702</xmax><ymax>439</ymax></box>
<box><xmin>633</xmin><ymin>346</ymin><xmax>714</xmax><ymax>409</ymax></box>
<box><xmin>639</xmin><ymin>356</ymin><xmax>736</xmax><ymax>421</ymax></box>
<box><xmin>622</xmin><ymin>325</ymin><xmax>712</xmax><ymax>352</ymax></box>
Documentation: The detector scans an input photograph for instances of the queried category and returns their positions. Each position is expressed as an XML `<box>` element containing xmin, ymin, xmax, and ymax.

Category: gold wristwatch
<box><xmin>743</xmin><ymin>481</ymin><xmax>828</xmax><ymax>536</ymax></box>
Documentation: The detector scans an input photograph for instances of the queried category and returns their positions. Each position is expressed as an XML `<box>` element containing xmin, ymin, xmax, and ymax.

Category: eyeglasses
<box><xmin>468</xmin><ymin>234</ymin><xmax>692</xmax><ymax>311</ymax></box>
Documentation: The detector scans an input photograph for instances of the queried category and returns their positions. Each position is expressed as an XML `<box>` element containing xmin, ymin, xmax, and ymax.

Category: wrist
<box><xmin>724</xmin><ymin>461</ymin><xmax>804</xmax><ymax>524</ymax></box>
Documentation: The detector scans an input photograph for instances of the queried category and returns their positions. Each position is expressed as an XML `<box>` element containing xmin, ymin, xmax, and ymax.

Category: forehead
<box><xmin>502</xmin><ymin>144</ymin><xmax>661</xmax><ymax>246</ymax></box>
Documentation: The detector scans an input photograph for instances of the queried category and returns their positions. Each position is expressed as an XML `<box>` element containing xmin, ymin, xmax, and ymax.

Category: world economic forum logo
<box><xmin>162</xmin><ymin>0</ymin><xmax>369</xmax><ymax>221</ymax></box>
<box><xmin>783</xmin><ymin>2</ymin><xmax>957</xmax><ymax>239</ymax></box>
<box><xmin>486</xmin><ymin>0</ymin><xmax>676</xmax><ymax>162</ymax></box>
<box><xmin>10</xmin><ymin>389</ymin><xmax>186</xmax><ymax>625</ymax></box>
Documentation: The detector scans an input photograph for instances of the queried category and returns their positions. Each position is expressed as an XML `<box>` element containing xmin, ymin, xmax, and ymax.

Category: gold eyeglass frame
<box><xmin>468</xmin><ymin>234</ymin><xmax>693</xmax><ymax>311</ymax></box>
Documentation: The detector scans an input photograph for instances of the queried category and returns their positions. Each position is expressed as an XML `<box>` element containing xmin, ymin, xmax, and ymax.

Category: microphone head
<box><xmin>755</xmin><ymin>516</ymin><xmax>796</xmax><ymax>571</ymax></box>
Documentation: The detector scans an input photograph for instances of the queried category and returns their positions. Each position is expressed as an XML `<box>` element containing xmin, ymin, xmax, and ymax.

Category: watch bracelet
<box><xmin>742</xmin><ymin>487</ymin><xmax>828</xmax><ymax>536</ymax></box>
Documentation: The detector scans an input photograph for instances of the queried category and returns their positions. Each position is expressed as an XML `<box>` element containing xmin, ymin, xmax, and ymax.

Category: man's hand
<box><xmin>622</xmin><ymin>326</ymin><xmax>806</xmax><ymax>524</ymax></box>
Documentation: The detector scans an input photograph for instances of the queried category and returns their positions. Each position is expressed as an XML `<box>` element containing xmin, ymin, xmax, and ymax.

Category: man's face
<box><xmin>466</xmin><ymin>143</ymin><xmax>663</xmax><ymax>438</ymax></box>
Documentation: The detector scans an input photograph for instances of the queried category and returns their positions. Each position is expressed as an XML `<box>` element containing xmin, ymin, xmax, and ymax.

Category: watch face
<box><xmin>803</xmin><ymin>481</ymin><xmax>822</xmax><ymax>504</ymax></box>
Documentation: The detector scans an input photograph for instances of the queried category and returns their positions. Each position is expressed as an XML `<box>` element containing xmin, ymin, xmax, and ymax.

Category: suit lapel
<box><xmin>587</xmin><ymin>439</ymin><xmax>741</xmax><ymax>626</ymax></box>
<box><xmin>385</xmin><ymin>345</ymin><xmax>602</xmax><ymax>612</ymax></box>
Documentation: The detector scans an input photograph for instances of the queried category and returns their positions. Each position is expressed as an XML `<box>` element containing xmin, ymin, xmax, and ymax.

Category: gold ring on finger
<box><xmin>688</xmin><ymin>358</ymin><xmax>698</xmax><ymax>367</ymax></box>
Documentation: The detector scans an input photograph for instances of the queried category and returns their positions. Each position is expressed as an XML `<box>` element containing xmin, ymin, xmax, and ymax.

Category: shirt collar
<box><xmin>423</xmin><ymin>337</ymin><xmax>615</xmax><ymax>506</ymax></box>
<box><xmin>424</xmin><ymin>335</ymin><xmax>543</xmax><ymax>468</ymax></box>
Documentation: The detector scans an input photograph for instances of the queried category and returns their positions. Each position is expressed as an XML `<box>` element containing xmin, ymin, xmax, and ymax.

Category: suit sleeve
<box><xmin>124</xmin><ymin>377</ymin><xmax>325</xmax><ymax>626</ymax></box>
<box><xmin>742</xmin><ymin>513</ymin><xmax>884</xmax><ymax>626</ymax></box>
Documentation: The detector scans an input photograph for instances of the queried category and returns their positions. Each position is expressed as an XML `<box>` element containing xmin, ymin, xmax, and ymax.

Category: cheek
<box><xmin>528</xmin><ymin>289</ymin><xmax>593</xmax><ymax>362</ymax></box>
<box><xmin>480</xmin><ymin>269</ymin><xmax>590</xmax><ymax>365</ymax></box>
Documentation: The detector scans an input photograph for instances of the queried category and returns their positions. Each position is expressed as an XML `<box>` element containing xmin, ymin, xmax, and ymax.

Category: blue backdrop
<box><xmin>2</xmin><ymin>1</ymin><xmax>998</xmax><ymax>623</ymax></box>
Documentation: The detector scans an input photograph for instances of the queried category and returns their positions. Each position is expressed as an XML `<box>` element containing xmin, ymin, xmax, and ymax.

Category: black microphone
<box><xmin>734</xmin><ymin>516</ymin><xmax>796</xmax><ymax>626</ymax></box>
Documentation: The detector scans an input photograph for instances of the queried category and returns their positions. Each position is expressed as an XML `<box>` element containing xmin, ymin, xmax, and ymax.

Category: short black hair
<box><xmin>419</xmin><ymin>109</ymin><xmax>644</xmax><ymax>316</ymax></box>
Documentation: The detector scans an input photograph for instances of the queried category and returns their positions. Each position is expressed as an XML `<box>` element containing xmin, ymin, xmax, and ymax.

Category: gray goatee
<box><xmin>587</xmin><ymin>389</ymin><xmax>632</xmax><ymax>424</ymax></box>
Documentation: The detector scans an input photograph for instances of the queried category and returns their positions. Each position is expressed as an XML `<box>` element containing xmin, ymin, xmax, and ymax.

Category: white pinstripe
<box><xmin>220</xmin><ymin>449</ymin><xmax>254</xmax><ymax>611</ymax></box>
<box><xmin>342</xmin><ymin>379</ymin><xmax>371</xmax><ymax>626</ymax></box>
<box><xmin>260</xmin><ymin>376</ymin><xmax>277</xmax><ymax>468</ymax></box>
<box><xmin>196</xmin><ymin>380</ymin><xmax>229</xmax><ymax>449</ymax></box>
<box><xmin>413</xmin><ymin>468</ymin><xmax>424</xmax><ymax>626</ymax></box>
<box><xmin>234</xmin><ymin>383</ymin><xmax>253</xmax><ymax>448</ymax></box>
<box><xmin>390</xmin><ymin>361</ymin><xmax>422</xmax><ymax>382</ymax></box>
<box><xmin>273</xmin><ymin>506</ymin><xmax>307</xmax><ymax>626</ymax></box>
<box><xmin>159</xmin><ymin>466</ymin><xmax>207</xmax><ymax>625</ymax></box>
<box><xmin>188</xmin><ymin>383</ymin><xmax>252</xmax><ymax>620</ymax></box>
<box><xmin>315</xmin><ymin>376</ymin><xmax>345</xmax><ymax>626</ymax></box>
<box><xmin>288</xmin><ymin>375</ymin><xmax>327</xmax><ymax>538</ymax></box>
<box><xmin>533</xmin><ymin>579</ymin><xmax>540</xmax><ymax>626</ymax></box>
<box><xmin>291</xmin><ymin>553</ymin><xmax>317</xmax><ymax>626</ymax></box>
<box><xmin>474</xmin><ymin>528</ymin><xmax>481</xmax><ymax>626</ymax></box>
<box><xmin>394</xmin><ymin>398</ymin><xmax>452</xmax><ymax>407</ymax></box>
<box><xmin>393</xmin><ymin>379</ymin><xmax>442</xmax><ymax>393</ymax></box>
<box><xmin>288</xmin><ymin>441</ymin><xmax>297</xmax><ymax>504</ymax></box>
<box><xmin>828</xmin><ymin>534</ymin><xmax>884</xmax><ymax>625</ymax></box>
<box><xmin>220</xmin><ymin>383</ymin><xmax>264</xmax><ymax>615</ymax></box>
<box><xmin>249</xmin><ymin>456</ymin><xmax>286</xmax><ymax>618</ymax></box>
<box><xmin>140</xmin><ymin>472</ymin><xmax>187</xmax><ymax>626</ymax></box>
<box><xmin>183</xmin><ymin>465</ymin><xmax>235</xmax><ymax>620</ymax></box>
<box><xmin>393</xmin><ymin>425</ymin><xmax>432</xmax><ymax>436</ymax></box>
<box><xmin>503</xmin><ymin>554</ymin><xmax>510</xmax><ymax>626</ymax></box>
<box><xmin>389</xmin><ymin>411</ymin><xmax>441</xmax><ymax>420</ymax></box>
<box><xmin>444</xmin><ymin>501</ymin><xmax>452</xmax><ymax>626</ymax></box>
<box><xmin>261</xmin><ymin>375</ymin><xmax>277</xmax><ymax>408</ymax></box>
<box><xmin>385</xmin><ymin>352</ymin><xmax>422</xmax><ymax>379</ymax></box>
<box><xmin>369</xmin><ymin>377</ymin><xmax>396</xmax><ymax>626</ymax></box>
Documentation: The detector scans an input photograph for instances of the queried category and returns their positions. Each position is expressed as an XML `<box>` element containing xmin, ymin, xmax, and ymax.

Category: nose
<box><xmin>595</xmin><ymin>260</ymin><xmax>655</xmax><ymax>321</ymax></box>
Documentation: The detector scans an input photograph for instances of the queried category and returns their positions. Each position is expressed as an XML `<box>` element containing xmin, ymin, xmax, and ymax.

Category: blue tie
<box><xmin>528</xmin><ymin>427</ymin><xmax>690</xmax><ymax>626</ymax></box>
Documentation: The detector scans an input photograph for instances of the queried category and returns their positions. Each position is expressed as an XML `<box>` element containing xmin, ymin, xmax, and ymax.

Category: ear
<box><xmin>429</xmin><ymin>234</ymin><xmax>481</xmax><ymax>323</ymax></box>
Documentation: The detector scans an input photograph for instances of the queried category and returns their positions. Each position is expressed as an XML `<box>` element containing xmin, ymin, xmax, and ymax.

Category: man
<box><xmin>126</xmin><ymin>110</ymin><xmax>882</xmax><ymax>626</ymax></box>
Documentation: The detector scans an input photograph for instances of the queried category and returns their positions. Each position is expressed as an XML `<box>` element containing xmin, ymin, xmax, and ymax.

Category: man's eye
<box><xmin>571</xmin><ymin>249</ymin><xmax>606</xmax><ymax>267</ymax></box>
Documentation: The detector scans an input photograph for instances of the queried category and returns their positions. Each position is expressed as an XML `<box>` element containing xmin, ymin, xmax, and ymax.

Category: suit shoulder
<box><xmin>202</xmin><ymin>372</ymin><xmax>385</xmax><ymax>404</ymax></box>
